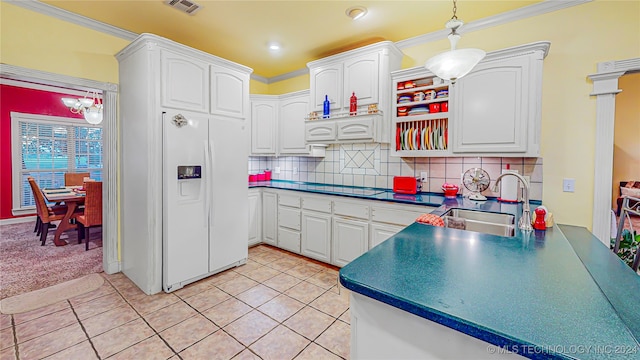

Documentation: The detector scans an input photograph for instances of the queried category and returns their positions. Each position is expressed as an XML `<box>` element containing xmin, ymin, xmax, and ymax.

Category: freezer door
<box><xmin>163</xmin><ymin>110</ymin><xmax>210</xmax><ymax>291</ymax></box>
<box><xmin>208</xmin><ymin>115</ymin><xmax>249</xmax><ymax>272</ymax></box>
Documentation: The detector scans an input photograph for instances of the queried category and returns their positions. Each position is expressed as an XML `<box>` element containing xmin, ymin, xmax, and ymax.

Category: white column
<box><xmin>103</xmin><ymin>89</ymin><xmax>120</xmax><ymax>273</ymax></box>
<box><xmin>588</xmin><ymin>72</ymin><xmax>623</xmax><ymax>245</ymax></box>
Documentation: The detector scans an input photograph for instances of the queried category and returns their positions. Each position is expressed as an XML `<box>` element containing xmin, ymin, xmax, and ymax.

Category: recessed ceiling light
<box><xmin>268</xmin><ymin>43</ymin><xmax>281</xmax><ymax>51</ymax></box>
<box><xmin>346</xmin><ymin>6</ymin><xmax>367</xmax><ymax>20</ymax></box>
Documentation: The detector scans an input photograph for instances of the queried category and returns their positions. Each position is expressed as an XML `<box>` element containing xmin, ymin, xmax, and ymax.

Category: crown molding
<box><xmin>7</xmin><ymin>0</ymin><xmax>592</xmax><ymax>85</ymax></box>
<box><xmin>4</xmin><ymin>0</ymin><xmax>137</xmax><ymax>41</ymax></box>
<box><xmin>1</xmin><ymin>64</ymin><xmax>118</xmax><ymax>92</ymax></box>
<box><xmin>396</xmin><ymin>0</ymin><xmax>592</xmax><ymax>49</ymax></box>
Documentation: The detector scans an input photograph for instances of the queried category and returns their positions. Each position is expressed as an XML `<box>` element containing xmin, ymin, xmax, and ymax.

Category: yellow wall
<box><xmin>262</xmin><ymin>0</ymin><xmax>640</xmax><ymax>229</ymax></box>
<box><xmin>612</xmin><ymin>72</ymin><xmax>640</xmax><ymax>207</ymax></box>
<box><xmin>0</xmin><ymin>3</ymin><xmax>128</xmax><ymax>84</ymax></box>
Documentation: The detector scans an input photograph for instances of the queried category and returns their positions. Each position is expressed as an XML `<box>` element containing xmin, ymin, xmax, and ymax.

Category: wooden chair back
<box><xmin>64</xmin><ymin>172</ymin><xmax>90</xmax><ymax>186</ymax></box>
<box><xmin>28</xmin><ymin>177</ymin><xmax>51</xmax><ymax>222</ymax></box>
<box><xmin>82</xmin><ymin>181</ymin><xmax>103</xmax><ymax>227</ymax></box>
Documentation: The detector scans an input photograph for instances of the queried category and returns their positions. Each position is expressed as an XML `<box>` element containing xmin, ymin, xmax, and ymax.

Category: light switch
<box><xmin>563</xmin><ymin>178</ymin><xmax>575</xmax><ymax>192</ymax></box>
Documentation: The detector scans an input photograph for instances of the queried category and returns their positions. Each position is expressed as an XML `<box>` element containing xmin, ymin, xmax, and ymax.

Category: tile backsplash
<box><xmin>249</xmin><ymin>143</ymin><xmax>543</xmax><ymax>201</ymax></box>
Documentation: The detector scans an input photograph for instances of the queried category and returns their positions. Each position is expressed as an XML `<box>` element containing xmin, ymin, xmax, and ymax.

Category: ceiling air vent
<box><xmin>164</xmin><ymin>0</ymin><xmax>202</xmax><ymax>15</ymax></box>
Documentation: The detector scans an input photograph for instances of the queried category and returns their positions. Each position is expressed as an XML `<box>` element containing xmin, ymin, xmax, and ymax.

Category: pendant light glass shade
<box><xmin>424</xmin><ymin>7</ymin><xmax>485</xmax><ymax>83</ymax></box>
<box><xmin>84</xmin><ymin>105</ymin><xmax>103</xmax><ymax>125</ymax></box>
<box><xmin>61</xmin><ymin>90</ymin><xmax>103</xmax><ymax>124</ymax></box>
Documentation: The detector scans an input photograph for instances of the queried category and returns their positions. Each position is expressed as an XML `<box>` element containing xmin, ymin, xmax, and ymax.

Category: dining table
<box><xmin>41</xmin><ymin>186</ymin><xmax>86</xmax><ymax>246</ymax></box>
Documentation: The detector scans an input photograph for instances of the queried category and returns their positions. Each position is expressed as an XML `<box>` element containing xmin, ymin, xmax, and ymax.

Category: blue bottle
<box><xmin>323</xmin><ymin>95</ymin><xmax>330</xmax><ymax>118</ymax></box>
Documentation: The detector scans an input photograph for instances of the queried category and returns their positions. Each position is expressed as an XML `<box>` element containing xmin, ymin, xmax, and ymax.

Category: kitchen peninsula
<box><xmin>339</xmin><ymin>207</ymin><xmax>640</xmax><ymax>360</ymax></box>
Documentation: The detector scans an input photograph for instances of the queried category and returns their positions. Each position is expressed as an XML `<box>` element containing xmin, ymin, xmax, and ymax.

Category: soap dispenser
<box><xmin>323</xmin><ymin>95</ymin><xmax>330</xmax><ymax>118</ymax></box>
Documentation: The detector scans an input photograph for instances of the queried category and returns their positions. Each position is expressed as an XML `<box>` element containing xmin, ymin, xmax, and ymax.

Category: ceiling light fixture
<box><xmin>346</xmin><ymin>6</ymin><xmax>367</xmax><ymax>20</ymax></box>
<box><xmin>269</xmin><ymin>43</ymin><xmax>281</xmax><ymax>51</ymax></box>
<box><xmin>424</xmin><ymin>0</ymin><xmax>485</xmax><ymax>83</ymax></box>
<box><xmin>61</xmin><ymin>90</ymin><xmax>103</xmax><ymax>125</ymax></box>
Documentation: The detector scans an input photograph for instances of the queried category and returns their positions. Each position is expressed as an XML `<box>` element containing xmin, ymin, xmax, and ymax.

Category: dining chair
<box><xmin>76</xmin><ymin>181</ymin><xmax>102</xmax><ymax>251</ymax></box>
<box><xmin>27</xmin><ymin>177</ymin><xmax>77</xmax><ymax>246</ymax></box>
<box><xmin>64</xmin><ymin>172</ymin><xmax>90</xmax><ymax>186</ymax></box>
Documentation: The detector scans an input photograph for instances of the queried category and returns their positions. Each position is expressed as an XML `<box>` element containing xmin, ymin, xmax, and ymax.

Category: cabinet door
<box><xmin>210</xmin><ymin>65</ymin><xmax>248</xmax><ymax>119</ymax></box>
<box><xmin>370</xmin><ymin>223</ymin><xmax>404</xmax><ymax>250</ymax></box>
<box><xmin>278</xmin><ymin>227</ymin><xmax>301</xmax><ymax>254</ymax></box>
<box><xmin>248</xmin><ymin>190</ymin><xmax>261</xmax><ymax>246</ymax></box>
<box><xmin>337</xmin><ymin>118</ymin><xmax>374</xmax><ymax>141</ymax></box>
<box><xmin>451</xmin><ymin>56</ymin><xmax>530</xmax><ymax>153</ymax></box>
<box><xmin>251</xmin><ymin>100</ymin><xmax>278</xmax><ymax>154</ymax></box>
<box><xmin>333</xmin><ymin>217</ymin><xmax>369</xmax><ymax>267</ymax></box>
<box><xmin>310</xmin><ymin>65</ymin><xmax>343</xmax><ymax>111</ymax></box>
<box><xmin>262</xmin><ymin>191</ymin><xmax>277</xmax><ymax>245</ymax></box>
<box><xmin>301</xmin><ymin>211</ymin><xmax>332</xmax><ymax>263</ymax></box>
<box><xmin>279</xmin><ymin>96</ymin><xmax>310</xmax><ymax>155</ymax></box>
<box><xmin>278</xmin><ymin>207</ymin><xmax>301</xmax><ymax>231</ymax></box>
<box><xmin>305</xmin><ymin>121</ymin><xmax>336</xmax><ymax>143</ymax></box>
<box><xmin>344</xmin><ymin>52</ymin><xmax>380</xmax><ymax>107</ymax></box>
<box><xmin>161</xmin><ymin>49</ymin><xmax>209</xmax><ymax>113</ymax></box>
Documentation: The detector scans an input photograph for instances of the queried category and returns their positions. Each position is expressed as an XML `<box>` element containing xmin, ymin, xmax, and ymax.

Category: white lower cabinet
<box><xmin>333</xmin><ymin>217</ymin><xmax>369</xmax><ymax>267</ymax></box>
<box><xmin>262</xmin><ymin>191</ymin><xmax>277</xmax><ymax>246</ymax></box>
<box><xmin>277</xmin><ymin>192</ymin><xmax>302</xmax><ymax>254</ymax></box>
<box><xmin>370</xmin><ymin>223</ymin><xmax>404</xmax><ymax>249</ymax></box>
<box><xmin>248</xmin><ymin>189</ymin><xmax>261</xmax><ymax>246</ymax></box>
<box><xmin>278</xmin><ymin>227</ymin><xmax>301</xmax><ymax>254</ymax></box>
<box><xmin>301</xmin><ymin>212</ymin><xmax>332</xmax><ymax>262</ymax></box>
<box><xmin>255</xmin><ymin>189</ymin><xmax>434</xmax><ymax>267</ymax></box>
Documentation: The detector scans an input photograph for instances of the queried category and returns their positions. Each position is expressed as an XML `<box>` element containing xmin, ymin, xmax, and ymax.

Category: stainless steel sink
<box><xmin>441</xmin><ymin>209</ymin><xmax>516</xmax><ymax>237</ymax></box>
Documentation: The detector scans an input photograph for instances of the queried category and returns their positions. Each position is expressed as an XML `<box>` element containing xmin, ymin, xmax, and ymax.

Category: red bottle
<box><xmin>534</xmin><ymin>207</ymin><xmax>546</xmax><ymax>230</ymax></box>
<box><xmin>350</xmin><ymin>92</ymin><xmax>357</xmax><ymax>116</ymax></box>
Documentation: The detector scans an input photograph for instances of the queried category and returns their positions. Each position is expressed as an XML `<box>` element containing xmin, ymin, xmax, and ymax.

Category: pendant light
<box><xmin>61</xmin><ymin>90</ymin><xmax>103</xmax><ymax>125</ymax></box>
<box><xmin>425</xmin><ymin>0</ymin><xmax>485</xmax><ymax>83</ymax></box>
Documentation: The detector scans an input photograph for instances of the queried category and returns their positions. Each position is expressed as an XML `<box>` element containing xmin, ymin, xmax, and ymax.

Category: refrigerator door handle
<box><xmin>208</xmin><ymin>139</ymin><xmax>216</xmax><ymax>228</ymax></box>
<box><xmin>203</xmin><ymin>140</ymin><xmax>211</xmax><ymax>226</ymax></box>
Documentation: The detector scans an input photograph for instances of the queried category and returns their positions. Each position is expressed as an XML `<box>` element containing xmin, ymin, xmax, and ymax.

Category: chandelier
<box><xmin>61</xmin><ymin>90</ymin><xmax>103</xmax><ymax>125</ymax></box>
<box><xmin>424</xmin><ymin>0</ymin><xmax>485</xmax><ymax>83</ymax></box>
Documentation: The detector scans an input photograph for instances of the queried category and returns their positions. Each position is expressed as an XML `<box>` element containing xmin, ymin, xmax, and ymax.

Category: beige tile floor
<box><xmin>0</xmin><ymin>245</ymin><xmax>351</xmax><ymax>360</ymax></box>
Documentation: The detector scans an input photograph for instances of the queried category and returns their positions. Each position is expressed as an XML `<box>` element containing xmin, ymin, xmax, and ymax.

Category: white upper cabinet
<box><xmin>391</xmin><ymin>41</ymin><xmax>549</xmax><ymax>157</ymax></box>
<box><xmin>343</xmin><ymin>52</ymin><xmax>380</xmax><ymax>107</ymax></box>
<box><xmin>161</xmin><ymin>49</ymin><xmax>209</xmax><ymax>113</ymax></box>
<box><xmin>250</xmin><ymin>91</ymin><xmax>324</xmax><ymax>157</ymax></box>
<box><xmin>451</xmin><ymin>42</ymin><xmax>548</xmax><ymax>156</ymax></box>
<box><xmin>251</xmin><ymin>98</ymin><xmax>278</xmax><ymax>155</ymax></box>
<box><xmin>310</xmin><ymin>65</ymin><xmax>343</xmax><ymax>111</ymax></box>
<box><xmin>279</xmin><ymin>91</ymin><xmax>310</xmax><ymax>154</ymax></box>
<box><xmin>452</xmin><ymin>55</ymin><xmax>530</xmax><ymax>154</ymax></box>
<box><xmin>306</xmin><ymin>41</ymin><xmax>402</xmax><ymax>144</ymax></box>
<box><xmin>210</xmin><ymin>65</ymin><xmax>248</xmax><ymax>119</ymax></box>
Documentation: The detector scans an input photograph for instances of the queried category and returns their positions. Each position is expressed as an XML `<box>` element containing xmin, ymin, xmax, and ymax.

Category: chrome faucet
<box><xmin>493</xmin><ymin>172</ymin><xmax>533</xmax><ymax>231</ymax></box>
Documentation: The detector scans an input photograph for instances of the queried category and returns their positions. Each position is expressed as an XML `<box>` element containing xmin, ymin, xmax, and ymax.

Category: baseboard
<box><xmin>0</xmin><ymin>216</ymin><xmax>36</xmax><ymax>226</ymax></box>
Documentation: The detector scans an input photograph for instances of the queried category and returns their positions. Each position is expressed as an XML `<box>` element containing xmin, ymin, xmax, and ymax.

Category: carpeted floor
<box><xmin>0</xmin><ymin>220</ymin><xmax>103</xmax><ymax>300</ymax></box>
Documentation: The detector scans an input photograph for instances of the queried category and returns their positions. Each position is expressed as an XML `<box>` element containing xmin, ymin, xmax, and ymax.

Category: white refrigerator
<box><xmin>162</xmin><ymin>109</ymin><xmax>248</xmax><ymax>292</ymax></box>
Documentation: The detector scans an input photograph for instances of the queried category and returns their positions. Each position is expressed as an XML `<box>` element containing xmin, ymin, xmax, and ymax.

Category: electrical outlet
<box><xmin>563</xmin><ymin>178</ymin><xmax>575</xmax><ymax>192</ymax></box>
<box><xmin>275</xmin><ymin>167</ymin><xmax>281</xmax><ymax>174</ymax></box>
<box><xmin>420</xmin><ymin>171</ymin><xmax>428</xmax><ymax>183</ymax></box>
<box><xmin>293</xmin><ymin>167</ymin><xmax>298</xmax><ymax>175</ymax></box>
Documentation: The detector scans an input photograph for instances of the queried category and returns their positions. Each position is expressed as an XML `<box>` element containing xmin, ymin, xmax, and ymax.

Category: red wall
<box><xmin>0</xmin><ymin>84</ymin><xmax>85</xmax><ymax>220</ymax></box>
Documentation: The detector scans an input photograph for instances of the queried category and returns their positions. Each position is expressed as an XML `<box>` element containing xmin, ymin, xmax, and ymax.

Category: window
<box><xmin>11</xmin><ymin>112</ymin><xmax>103</xmax><ymax>215</ymax></box>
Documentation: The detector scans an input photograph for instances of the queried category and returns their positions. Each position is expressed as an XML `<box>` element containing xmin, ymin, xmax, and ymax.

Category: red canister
<box><xmin>441</xmin><ymin>101</ymin><xmax>448</xmax><ymax>112</ymax></box>
<box><xmin>429</xmin><ymin>103</ymin><xmax>441</xmax><ymax>113</ymax></box>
